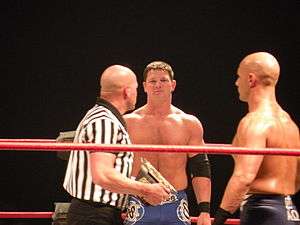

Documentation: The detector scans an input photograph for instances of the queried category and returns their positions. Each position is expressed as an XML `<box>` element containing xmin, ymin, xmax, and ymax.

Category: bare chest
<box><xmin>134</xmin><ymin>152</ymin><xmax>188</xmax><ymax>176</ymax></box>
<box><xmin>131</xmin><ymin>117</ymin><xmax>190</xmax><ymax>145</ymax></box>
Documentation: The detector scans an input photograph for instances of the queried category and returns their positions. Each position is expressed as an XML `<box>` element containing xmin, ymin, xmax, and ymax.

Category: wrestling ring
<box><xmin>1</xmin><ymin>138</ymin><xmax>300</xmax><ymax>224</ymax></box>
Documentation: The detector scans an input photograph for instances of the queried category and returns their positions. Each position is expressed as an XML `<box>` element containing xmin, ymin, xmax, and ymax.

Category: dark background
<box><xmin>1</xmin><ymin>1</ymin><xmax>299</xmax><ymax>224</ymax></box>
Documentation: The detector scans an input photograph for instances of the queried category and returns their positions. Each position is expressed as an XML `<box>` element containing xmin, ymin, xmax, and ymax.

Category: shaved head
<box><xmin>99</xmin><ymin>65</ymin><xmax>138</xmax><ymax>113</ymax></box>
<box><xmin>100</xmin><ymin>65</ymin><xmax>137</xmax><ymax>93</ymax></box>
<box><xmin>239</xmin><ymin>52</ymin><xmax>280</xmax><ymax>86</ymax></box>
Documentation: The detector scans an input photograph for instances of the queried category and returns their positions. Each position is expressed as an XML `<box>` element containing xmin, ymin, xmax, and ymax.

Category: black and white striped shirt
<box><xmin>63</xmin><ymin>98</ymin><xmax>133</xmax><ymax>209</ymax></box>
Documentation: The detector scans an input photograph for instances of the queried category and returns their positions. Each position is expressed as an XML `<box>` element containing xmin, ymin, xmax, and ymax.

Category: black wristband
<box><xmin>212</xmin><ymin>207</ymin><xmax>232</xmax><ymax>225</ymax></box>
<box><xmin>198</xmin><ymin>201</ymin><xmax>210</xmax><ymax>213</ymax></box>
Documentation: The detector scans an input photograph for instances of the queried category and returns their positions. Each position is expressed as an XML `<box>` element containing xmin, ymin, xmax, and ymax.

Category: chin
<box><xmin>239</xmin><ymin>96</ymin><xmax>247</xmax><ymax>102</ymax></box>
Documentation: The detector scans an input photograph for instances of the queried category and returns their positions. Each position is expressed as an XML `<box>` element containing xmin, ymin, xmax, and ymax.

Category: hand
<box><xmin>141</xmin><ymin>183</ymin><xmax>170</xmax><ymax>206</ymax></box>
<box><xmin>197</xmin><ymin>212</ymin><xmax>211</xmax><ymax>225</ymax></box>
<box><xmin>212</xmin><ymin>208</ymin><xmax>232</xmax><ymax>225</ymax></box>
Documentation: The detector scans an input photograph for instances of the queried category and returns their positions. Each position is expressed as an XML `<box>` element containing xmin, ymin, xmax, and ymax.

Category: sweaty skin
<box><xmin>126</xmin><ymin>105</ymin><xmax>203</xmax><ymax>190</ymax></box>
<box><xmin>219</xmin><ymin>52</ymin><xmax>300</xmax><ymax>213</ymax></box>
<box><xmin>232</xmin><ymin>107</ymin><xmax>299</xmax><ymax>194</ymax></box>
<box><xmin>125</xmin><ymin>66</ymin><xmax>211</xmax><ymax>225</ymax></box>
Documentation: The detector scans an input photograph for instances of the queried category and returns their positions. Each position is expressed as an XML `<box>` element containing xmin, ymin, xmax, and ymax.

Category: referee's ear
<box><xmin>123</xmin><ymin>87</ymin><xmax>132</xmax><ymax>99</ymax></box>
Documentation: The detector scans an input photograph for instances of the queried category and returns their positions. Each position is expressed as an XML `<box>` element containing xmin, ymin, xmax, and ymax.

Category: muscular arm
<box><xmin>90</xmin><ymin>152</ymin><xmax>157</xmax><ymax>196</ymax></box>
<box><xmin>87</xmin><ymin>118</ymin><xmax>170</xmax><ymax>205</ymax></box>
<box><xmin>219</xmin><ymin>116</ymin><xmax>267</xmax><ymax>213</ymax></box>
<box><xmin>294</xmin><ymin>131</ymin><xmax>300</xmax><ymax>192</ymax></box>
<box><xmin>220</xmin><ymin>155</ymin><xmax>263</xmax><ymax>213</ymax></box>
<box><xmin>188</xmin><ymin>116</ymin><xmax>212</xmax><ymax>225</ymax></box>
<box><xmin>296</xmin><ymin>157</ymin><xmax>300</xmax><ymax>192</ymax></box>
<box><xmin>296</xmin><ymin>134</ymin><xmax>300</xmax><ymax>192</ymax></box>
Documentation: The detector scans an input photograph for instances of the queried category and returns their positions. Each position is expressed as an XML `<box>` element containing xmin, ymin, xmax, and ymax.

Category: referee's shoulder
<box><xmin>84</xmin><ymin>108</ymin><xmax>115</xmax><ymax>125</ymax></box>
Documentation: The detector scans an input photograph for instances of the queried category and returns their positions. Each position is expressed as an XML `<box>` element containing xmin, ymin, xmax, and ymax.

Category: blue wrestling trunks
<box><xmin>124</xmin><ymin>190</ymin><xmax>190</xmax><ymax>225</ymax></box>
<box><xmin>240</xmin><ymin>194</ymin><xmax>300</xmax><ymax>225</ymax></box>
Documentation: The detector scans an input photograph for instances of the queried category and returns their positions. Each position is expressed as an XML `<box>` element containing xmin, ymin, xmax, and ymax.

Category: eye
<box><xmin>160</xmin><ymin>79</ymin><xmax>169</xmax><ymax>83</ymax></box>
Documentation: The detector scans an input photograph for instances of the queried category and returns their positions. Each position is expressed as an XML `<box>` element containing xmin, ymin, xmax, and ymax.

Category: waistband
<box><xmin>245</xmin><ymin>193</ymin><xmax>291</xmax><ymax>200</ymax></box>
<box><xmin>130</xmin><ymin>189</ymin><xmax>187</xmax><ymax>205</ymax></box>
<box><xmin>175</xmin><ymin>190</ymin><xmax>187</xmax><ymax>197</ymax></box>
<box><xmin>242</xmin><ymin>194</ymin><xmax>294</xmax><ymax>206</ymax></box>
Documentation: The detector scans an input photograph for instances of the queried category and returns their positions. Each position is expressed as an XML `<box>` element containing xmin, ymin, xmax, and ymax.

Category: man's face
<box><xmin>143</xmin><ymin>69</ymin><xmax>175</xmax><ymax>97</ymax></box>
<box><xmin>235</xmin><ymin>65</ymin><xmax>250</xmax><ymax>102</ymax></box>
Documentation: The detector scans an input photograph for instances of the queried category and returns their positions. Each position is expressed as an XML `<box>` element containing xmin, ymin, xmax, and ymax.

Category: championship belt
<box><xmin>56</xmin><ymin>130</ymin><xmax>76</xmax><ymax>143</ymax></box>
<box><xmin>55</xmin><ymin>130</ymin><xmax>76</xmax><ymax>160</ymax></box>
<box><xmin>136</xmin><ymin>157</ymin><xmax>177</xmax><ymax>194</ymax></box>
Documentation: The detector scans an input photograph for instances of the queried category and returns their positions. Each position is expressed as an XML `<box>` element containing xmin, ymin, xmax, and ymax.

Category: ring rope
<box><xmin>0</xmin><ymin>138</ymin><xmax>230</xmax><ymax>147</ymax></box>
<box><xmin>0</xmin><ymin>212</ymin><xmax>240</xmax><ymax>224</ymax></box>
<box><xmin>0</xmin><ymin>139</ymin><xmax>297</xmax><ymax>225</ymax></box>
<box><xmin>0</xmin><ymin>140</ymin><xmax>299</xmax><ymax>156</ymax></box>
<box><xmin>0</xmin><ymin>139</ymin><xmax>56</xmax><ymax>143</ymax></box>
<box><xmin>0</xmin><ymin>212</ymin><xmax>53</xmax><ymax>219</ymax></box>
<box><xmin>0</xmin><ymin>139</ymin><xmax>230</xmax><ymax>146</ymax></box>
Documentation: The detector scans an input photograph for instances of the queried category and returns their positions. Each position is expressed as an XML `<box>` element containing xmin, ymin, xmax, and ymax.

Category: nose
<box><xmin>154</xmin><ymin>81</ymin><xmax>162</xmax><ymax>88</ymax></box>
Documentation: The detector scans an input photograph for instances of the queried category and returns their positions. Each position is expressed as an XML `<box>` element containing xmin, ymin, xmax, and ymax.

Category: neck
<box><xmin>101</xmin><ymin>95</ymin><xmax>126</xmax><ymax>115</ymax></box>
<box><xmin>145</xmin><ymin>98</ymin><xmax>172</xmax><ymax>115</ymax></box>
<box><xmin>247</xmin><ymin>86</ymin><xmax>277</xmax><ymax>112</ymax></box>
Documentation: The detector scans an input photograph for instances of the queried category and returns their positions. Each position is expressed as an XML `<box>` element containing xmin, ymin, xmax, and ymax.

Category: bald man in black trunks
<box><xmin>213</xmin><ymin>52</ymin><xmax>300</xmax><ymax>225</ymax></box>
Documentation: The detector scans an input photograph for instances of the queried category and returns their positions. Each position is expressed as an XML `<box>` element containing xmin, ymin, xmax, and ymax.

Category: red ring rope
<box><xmin>1</xmin><ymin>139</ymin><xmax>298</xmax><ymax>224</ymax></box>
<box><xmin>0</xmin><ymin>139</ymin><xmax>56</xmax><ymax>143</ymax></box>
<box><xmin>0</xmin><ymin>212</ymin><xmax>53</xmax><ymax>218</ymax></box>
<box><xmin>0</xmin><ymin>212</ymin><xmax>240</xmax><ymax>224</ymax></box>
<box><xmin>0</xmin><ymin>139</ymin><xmax>230</xmax><ymax>146</ymax></box>
<box><xmin>0</xmin><ymin>140</ymin><xmax>299</xmax><ymax>156</ymax></box>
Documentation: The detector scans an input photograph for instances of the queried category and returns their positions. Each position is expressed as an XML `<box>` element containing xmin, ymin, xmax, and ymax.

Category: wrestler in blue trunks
<box><xmin>240</xmin><ymin>194</ymin><xmax>300</xmax><ymax>225</ymax></box>
<box><xmin>124</xmin><ymin>190</ymin><xmax>190</xmax><ymax>225</ymax></box>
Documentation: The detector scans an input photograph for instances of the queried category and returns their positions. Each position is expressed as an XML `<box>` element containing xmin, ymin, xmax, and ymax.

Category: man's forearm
<box><xmin>212</xmin><ymin>175</ymin><xmax>249</xmax><ymax>225</ymax></box>
<box><xmin>296</xmin><ymin>157</ymin><xmax>300</xmax><ymax>191</ymax></box>
<box><xmin>220</xmin><ymin>175</ymin><xmax>250</xmax><ymax>213</ymax></box>
<box><xmin>192</xmin><ymin>177</ymin><xmax>211</xmax><ymax>202</ymax></box>
<box><xmin>192</xmin><ymin>177</ymin><xmax>211</xmax><ymax>225</ymax></box>
<box><xmin>93</xmin><ymin>167</ymin><xmax>149</xmax><ymax>196</ymax></box>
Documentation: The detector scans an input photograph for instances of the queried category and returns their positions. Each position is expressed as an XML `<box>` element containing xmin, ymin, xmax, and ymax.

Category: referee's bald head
<box><xmin>100</xmin><ymin>65</ymin><xmax>137</xmax><ymax>94</ymax></box>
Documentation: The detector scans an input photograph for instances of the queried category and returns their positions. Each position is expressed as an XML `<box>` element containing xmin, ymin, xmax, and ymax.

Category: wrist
<box><xmin>138</xmin><ymin>182</ymin><xmax>151</xmax><ymax>197</ymax></box>
<box><xmin>212</xmin><ymin>207</ymin><xmax>232</xmax><ymax>225</ymax></box>
<box><xmin>198</xmin><ymin>201</ymin><xmax>210</xmax><ymax>214</ymax></box>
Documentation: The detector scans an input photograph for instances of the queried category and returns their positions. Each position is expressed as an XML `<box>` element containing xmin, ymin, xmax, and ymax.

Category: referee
<box><xmin>63</xmin><ymin>65</ymin><xmax>170</xmax><ymax>225</ymax></box>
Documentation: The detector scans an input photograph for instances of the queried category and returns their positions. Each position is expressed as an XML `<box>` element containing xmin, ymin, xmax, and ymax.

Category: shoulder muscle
<box><xmin>235</xmin><ymin>113</ymin><xmax>271</xmax><ymax>148</ymax></box>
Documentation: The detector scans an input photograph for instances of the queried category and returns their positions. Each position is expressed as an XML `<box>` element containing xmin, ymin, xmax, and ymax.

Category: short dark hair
<box><xmin>143</xmin><ymin>61</ymin><xmax>174</xmax><ymax>81</ymax></box>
